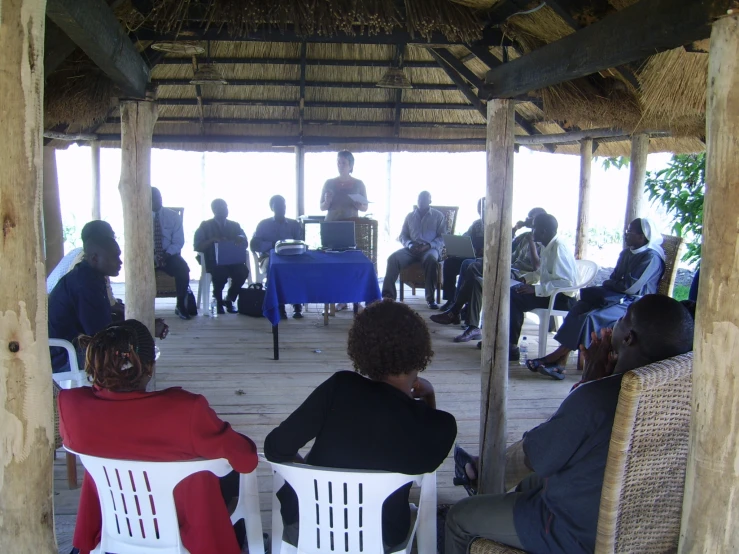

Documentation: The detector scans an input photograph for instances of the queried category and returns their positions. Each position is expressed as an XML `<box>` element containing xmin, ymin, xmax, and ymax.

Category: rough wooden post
<box><xmin>679</xmin><ymin>14</ymin><xmax>739</xmax><ymax>553</ymax></box>
<box><xmin>385</xmin><ymin>152</ymin><xmax>393</xmax><ymax>242</ymax></box>
<box><xmin>0</xmin><ymin>0</ymin><xmax>58</xmax><ymax>552</ymax></box>
<box><xmin>118</xmin><ymin>100</ymin><xmax>158</xmax><ymax>337</ymax></box>
<box><xmin>575</xmin><ymin>139</ymin><xmax>593</xmax><ymax>259</ymax></box>
<box><xmin>478</xmin><ymin>99</ymin><xmax>514</xmax><ymax>495</ymax></box>
<box><xmin>624</xmin><ymin>133</ymin><xmax>649</xmax><ymax>235</ymax></box>
<box><xmin>295</xmin><ymin>145</ymin><xmax>305</xmax><ymax>218</ymax></box>
<box><xmin>43</xmin><ymin>146</ymin><xmax>65</xmax><ymax>275</ymax></box>
<box><xmin>91</xmin><ymin>140</ymin><xmax>102</xmax><ymax>219</ymax></box>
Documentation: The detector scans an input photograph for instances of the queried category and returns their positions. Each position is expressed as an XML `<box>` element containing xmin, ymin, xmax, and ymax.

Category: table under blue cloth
<box><xmin>263</xmin><ymin>249</ymin><xmax>381</xmax><ymax>326</ymax></box>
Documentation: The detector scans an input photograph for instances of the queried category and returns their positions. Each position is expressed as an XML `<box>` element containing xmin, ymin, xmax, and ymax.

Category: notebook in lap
<box><xmin>442</xmin><ymin>234</ymin><xmax>476</xmax><ymax>259</ymax></box>
<box><xmin>320</xmin><ymin>221</ymin><xmax>357</xmax><ymax>251</ymax></box>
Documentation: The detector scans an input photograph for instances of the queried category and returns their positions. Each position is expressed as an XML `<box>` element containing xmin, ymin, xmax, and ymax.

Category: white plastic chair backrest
<box><xmin>251</xmin><ymin>250</ymin><xmax>268</xmax><ymax>285</ymax></box>
<box><xmin>50</xmin><ymin>338</ymin><xmax>85</xmax><ymax>388</ymax></box>
<box><xmin>269</xmin><ymin>462</ymin><xmax>427</xmax><ymax>554</ymax></box>
<box><xmin>574</xmin><ymin>259</ymin><xmax>599</xmax><ymax>289</ymax></box>
<box><xmin>66</xmin><ymin>448</ymin><xmax>232</xmax><ymax>554</ymax></box>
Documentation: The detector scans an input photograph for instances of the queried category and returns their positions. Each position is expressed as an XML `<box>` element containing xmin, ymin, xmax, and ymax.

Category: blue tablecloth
<box><xmin>263</xmin><ymin>250</ymin><xmax>381</xmax><ymax>325</ymax></box>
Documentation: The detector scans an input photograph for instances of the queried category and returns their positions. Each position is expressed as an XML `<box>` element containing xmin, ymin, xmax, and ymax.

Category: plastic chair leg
<box><xmin>538</xmin><ymin>312</ymin><xmax>550</xmax><ymax>359</ymax></box>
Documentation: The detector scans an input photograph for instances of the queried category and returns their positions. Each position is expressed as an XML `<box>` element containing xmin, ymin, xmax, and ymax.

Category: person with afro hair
<box><xmin>265</xmin><ymin>299</ymin><xmax>457</xmax><ymax>551</ymax></box>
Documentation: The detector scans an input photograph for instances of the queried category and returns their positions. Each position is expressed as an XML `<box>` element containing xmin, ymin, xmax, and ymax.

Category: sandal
<box><xmin>525</xmin><ymin>358</ymin><xmax>548</xmax><ymax>372</ymax></box>
<box><xmin>538</xmin><ymin>363</ymin><xmax>566</xmax><ymax>380</ymax></box>
<box><xmin>452</xmin><ymin>444</ymin><xmax>478</xmax><ymax>496</ymax></box>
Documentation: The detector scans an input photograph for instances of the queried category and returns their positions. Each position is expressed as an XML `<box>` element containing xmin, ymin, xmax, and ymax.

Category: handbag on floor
<box><xmin>238</xmin><ymin>284</ymin><xmax>266</xmax><ymax>317</ymax></box>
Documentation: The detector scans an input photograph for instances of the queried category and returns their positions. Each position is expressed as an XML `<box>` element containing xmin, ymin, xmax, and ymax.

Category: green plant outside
<box><xmin>644</xmin><ymin>153</ymin><xmax>705</xmax><ymax>266</ymax></box>
<box><xmin>672</xmin><ymin>284</ymin><xmax>690</xmax><ymax>302</ymax></box>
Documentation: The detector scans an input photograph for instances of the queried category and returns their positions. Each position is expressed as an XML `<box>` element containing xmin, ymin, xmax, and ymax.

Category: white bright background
<box><xmin>55</xmin><ymin>146</ymin><xmax>674</xmax><ymax>281</ymax></box>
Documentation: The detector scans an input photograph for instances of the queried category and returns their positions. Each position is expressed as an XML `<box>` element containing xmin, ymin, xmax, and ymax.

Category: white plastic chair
<box><xmin>531</xmin><ymin>259</ymin><xmax>600</xmax><ymax>358</ymax></box>
<box><xmin>196</xmin><ymin>251</ymin><xmax>212</xmax><ymax>312</ymax></box>
<box><xmin>65</xmin><ymin>448</ymin><xmax>265</xmax><ymax>554</ymax></box>
<box><xmin>250</xmin><ymin>251</ymin><xmax>268</xmax><ymax>286</ymax></box>
<box><xmin>267</xmin><ymin>461</ymin><xmax>436</xmax><ymax>554</ymax></box>
<box><xmin>50</xmin><ymin>338</ymin><xmax>86</xmax><ymax>389</ymax></box>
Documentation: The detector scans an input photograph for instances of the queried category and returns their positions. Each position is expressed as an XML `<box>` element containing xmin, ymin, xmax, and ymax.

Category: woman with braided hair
<box><xmin>58</xmin><ymin>319</ymin><xmax>258</xmax><ymax>554</ymax></box>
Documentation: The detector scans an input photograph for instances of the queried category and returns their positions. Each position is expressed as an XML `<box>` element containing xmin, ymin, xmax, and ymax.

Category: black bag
<box><xmin>238</xmin><ymin>284</ymin><xmax>266</xmax><ymax>317</ymax></box>
<box><xmin>185</xmin><ymin>287</ymin><xmax>198</xmax><ymax>316</ymax></box>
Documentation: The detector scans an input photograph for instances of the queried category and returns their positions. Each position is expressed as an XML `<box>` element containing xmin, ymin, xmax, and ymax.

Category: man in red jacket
<box><xmin>59</xmin><ymin>319</ymin><xmax>258</xmax><ymax>554</ymax></box>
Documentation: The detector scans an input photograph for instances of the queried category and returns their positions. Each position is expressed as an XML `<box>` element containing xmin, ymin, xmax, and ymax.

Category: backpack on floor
<box><xmin>185</xmin><ymin>287</ymin><xmax>198</xmax><ymax>316</ymax></box>
<box><xmin>238</xmin><ymin>284</ymin><xmax>265</xmax><ymax>317</ymax></box>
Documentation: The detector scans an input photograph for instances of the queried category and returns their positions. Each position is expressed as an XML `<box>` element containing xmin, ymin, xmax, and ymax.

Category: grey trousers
<box><xmin>444</xmin><ymin>474</ymin><xmax>544</xmax><ymax>554</ymax></box>
<box><xmin>382</xmin><ymin>247</ymin><xmax>440</xmax><ymax>302</ymax></box>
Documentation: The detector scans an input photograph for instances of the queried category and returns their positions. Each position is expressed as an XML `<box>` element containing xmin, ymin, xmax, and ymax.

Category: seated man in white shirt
<box><xmin>510</xmin><ymin>214</ymin><xmax>578</xmax><ymax>373</ymax></box>
<box><xmin>381</xmin><ymin>191</ymin><xmax>447</xmax><ymax>309</ymax></box>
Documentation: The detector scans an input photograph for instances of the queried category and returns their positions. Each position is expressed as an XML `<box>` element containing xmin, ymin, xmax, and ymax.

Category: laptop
<box><xmin>443</xmin><ymin>234</ymin><xmax>476</xmax><ymax>258</ymax></box>
<box><xmin>320</xmin><ymin>221</ymin><xmax>357</xmax><ymax>251</ymax></box>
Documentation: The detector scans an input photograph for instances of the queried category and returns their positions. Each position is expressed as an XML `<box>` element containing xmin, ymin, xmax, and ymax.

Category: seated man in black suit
<box><xmin>194</xmin><ymin>199</ymin><xmax>249</xmax><ymax>314</ymax></box>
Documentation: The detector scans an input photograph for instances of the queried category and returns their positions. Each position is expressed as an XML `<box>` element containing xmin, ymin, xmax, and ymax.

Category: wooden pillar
<box><xmin>385</xmin><ymin>153</ymin><xmax>393</xmax><ymax>241</ymax></box>
<box><xmin>295</xmin><ymin>145</ymin><xmax>305</xmax><ymax>218</ymax></box>
<box><xmin>118</xmin><ymin>100</ymin><xmax>158</xmax><ymax>337</ymax></box>
<box><xmin>575</xmin><ymin>139</ymin><xmax>593</xmax><ymax>259</ymax></box>
<box><xmin>0</xmin><ymin>0</ymin><xmax>58</xmax><ymax>552</ymax></box>
<box><xmin>679</xmin><ymin>14</ymin><xmax>739</xmax><ymax>553</ymax></box>
<box><xmin>43</xmin><ymin>146</ymin><xmax>65</xmax><ymax>275</ymax></box>
<box><xmin>478</xmin><ymin>99</ymin><xmax>515</xmax><ymax>495</ymax></box>
<box><xmin>624</xmin><ymin>133</ymin><xmax>649</xmax><ymax>233</ymax></box>
<box><xmin>91</xmin><ymin>140</ymin><xmax>101</xmax><ymax>219</ymax></box>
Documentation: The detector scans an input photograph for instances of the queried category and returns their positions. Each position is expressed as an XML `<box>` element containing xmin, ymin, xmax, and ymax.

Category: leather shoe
<box><xmin>223</xmin><ymin>300</ymin><xmax>238</xmax><ymax>314</ymax></box>
<box><xmin>509</xmin><ymin>346</ymin><xmax>520</xmax><ymax>361</ymax></box>
<box><xmin>427</xmin><ymin>301</ymin><xmax>440</xmax><ymax>310</ymax></box>
<box><xmin>430</xmin><ymin>310</ymin><xmax>461</xmax><ymax>325</ymax></box>
<box><xmin>454</xmin><ymin>326</ymin><xmax>482</xmax><ymax>343</ymax></box>
<box><xmin>279</xmin><ymin>309</ymin><xmax>288</xmax><ymax>320</ymax></box>
<box><xmin>292</xmin><ymin>311</ymin><xmax>304</xmax><ymax>319</ymax></box>
<box><xmin>174</xmin><ymin>306</ymin><xmax>191</xmax><ymax>320</ymax></box>
<box><xmin>439</xmin><ymin>300</ymin><xmax>454</xmax><ymax>311</ymax></box>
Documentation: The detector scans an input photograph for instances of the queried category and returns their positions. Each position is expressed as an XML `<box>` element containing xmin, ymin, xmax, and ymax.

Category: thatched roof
<box><xmin>45</xmin><ymin>0</ymin><xmax>709</xmax><ymax>155</ymax></box>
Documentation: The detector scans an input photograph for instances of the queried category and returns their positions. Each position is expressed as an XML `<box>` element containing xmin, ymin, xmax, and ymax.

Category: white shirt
<box><xmin>522</xmin><ymin>235</ymin><xmax>578</xmax><ymax>297</ymax></box>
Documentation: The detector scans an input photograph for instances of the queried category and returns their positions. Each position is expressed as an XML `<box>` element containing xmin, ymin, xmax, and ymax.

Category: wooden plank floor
<box><xmin>54</xmin><ymin>284</ymin><xmax>579</xmax><ymax>553</ymax></box>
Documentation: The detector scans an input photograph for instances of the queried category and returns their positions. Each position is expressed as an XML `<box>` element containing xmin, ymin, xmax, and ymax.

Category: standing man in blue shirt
<box><xmin>382</xmin><ymin>191</ymin><xmax>447</xmax><ymax>309</ymax></box>
<box><xmin>251</xmin><ymin>195</ymin><xmax>304</xmax><ymax>319</ymax></box>
<box><xmin>151</xmin><ymin>187</ymin><xmax>191</xmax><ymax>320</ymax></box>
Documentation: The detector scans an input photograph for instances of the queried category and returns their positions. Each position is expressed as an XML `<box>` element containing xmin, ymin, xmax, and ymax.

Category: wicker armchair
<box><xmin>657</xmin><ymin>234</ymin><xmax>683</xmax><ymax>297</ymax></box>
<box><xmin>347</xmin><ymin>217</ymin><xmax>379</xmax><ymax>274</ymax></box>
<box><xmin>471</xmin><ymin>352</ymin><xmax>693</xmax><ymax>554</ymax></box>
<box><xmin>155</xmin><ymin>207</ymin><xmax>184</xmax><ymax>298</ymax></box>
<box><xmin>398</xmin><ymin>206</ymin><xmax>458</xmax><ymax>303</ymax></box>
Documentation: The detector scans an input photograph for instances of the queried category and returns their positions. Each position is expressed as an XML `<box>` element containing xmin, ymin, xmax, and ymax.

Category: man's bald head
<box><xmin>612</xmin><ymin>294</ymin><xmax>694</xmax><ymax>373</ymax></box>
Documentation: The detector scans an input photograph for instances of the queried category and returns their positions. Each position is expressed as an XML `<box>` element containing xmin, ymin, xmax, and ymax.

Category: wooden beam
<box><xmin>298</xmin><ymin>42</ymin><xmax>307</xmax><ymax>135</ymax></box>
<box><xmin>679</xmin><ymin>15</ymin><xmax>739</xmax><ymax>552</ymax></box>
<box><xmin>429</xmin><ymin>49</ymin><xmax>487</xmax><ymax>118</ymax></box>
<box><xmin>43</xmin><ymin>147</ymin><xmax>64</xmax><ymax>276</ymax></box>
<box><xmin>624</xmin><ymin>133</ymin><xmax>649</xmax><ymax>235</ymax></box>
<box><xmin>47</xmin><ymin>0</ymin><xmax>150</xmax><ymax>97</ymax></box>
<box><xmin>432</xmin><ymin>48</ymin><xmax>485</xmax><ymax>90</ymax></box>
<box><xmin>134</xmin><ymin>26</ymin><xmax>508</xmax><ymax>47</ymax></box>
<box><xmin>517</xmin><ymin>127</ymin><xmax>668</xmax><ymax>145</ymax></box>
<box><xmin>118</xmin><ymin>100</ymin><xmax>158</xmax><ymax>343</ymax></box>
<box><xmin>0</xmin><ymin>0</ymin><xmax>57</xmax><ymax>551</ymax></box>
<box><xmin>97</xmin><ymin>134</ymin><xmax>488</xmax><ymax>146</ymax></box>
<box><xmin>393</xmin><ymin>45</ymin><xmax>405</xmax><ymax>138</ymax></box>
<box><xmin>295</xmin><ymin>145</ymin><xmax>305</xmax><ymax>217</ymax></box>
<box><xmin>108</xmin><ymin>116</ymin><xmax>489</xmax><ymax>129</ymax></box>
<box><xmin>156</xmin><ymin>99</ymin><xmax>480</xmax><ymax>110</ymax></box>
<box><xmin>156</xmin><ymin>57</ymin><xmax>442</xmax><ymax>68</ymax></box>
<box><xmin>151</xmin><ymin>78</ymin><xmax>460</xmax><ymax>91</ymax></box>
<box><xmin>44</xmin><ymin>18</ymin><xmax>77</xmax><ymax>75</ymax></box>
<box><xmin>575</xmin><ymin>139</ymin><xmax>593</xmax><ymax>259</ymax></box>
<box><xmin>91</xmin><ymin>141</ymin><xmax>102</xmax><ymax>220</ymax></box>
<box><xmin>465</xmin><ymin>44</ymin><xmax>503</xmax><ymax>69</ymax></box>
<box><xmin>479</xmin><ymin>98</ymin><xmax>515</xmax><ymax>495</ymax></box>
<box><xmin>484</xmin><ymin>0</ymin><xmax>732</xmax><ymax>98</ymax></box>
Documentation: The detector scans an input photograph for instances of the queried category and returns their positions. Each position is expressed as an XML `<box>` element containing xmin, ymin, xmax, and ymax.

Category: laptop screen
<box><xmin>320</xmin><ymin>221</ymin><xmax>356</xmax><ymax>250</ymax></box>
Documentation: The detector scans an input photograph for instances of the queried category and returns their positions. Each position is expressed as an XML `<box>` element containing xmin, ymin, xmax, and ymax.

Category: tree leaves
<box><xmin>645</xmin><ymin>153</ymin><xmax>705</xmax><ymax>266</ymax></box>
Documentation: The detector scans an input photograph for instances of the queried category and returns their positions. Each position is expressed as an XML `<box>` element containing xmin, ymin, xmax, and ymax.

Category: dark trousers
<box><xmin>510</xmin><ymin>292</ymin><xmax>575</xmax><ymax>346</ymax></box>
<box><xmin>219</xmin><ymin>470</ymin><xmax>246</xmax><ymax>550</ymax></box>
<box><xmin>442</xmin><ymin>256</ymin><xmax>473</xmax><ymax>300</ymax></box>
<box><xmin>159</xmin><ymin>254</ymin><xmax>191</xmax><ymax>304</ymax></box>
<box><xmin>210</xmin><ymin>263</ymin><xmax>249</xmax><ymax>302</ymax></box>
<box><xmin>382</xmin><ymin>247</ymin><xmax>440</xmax><ymax>303</ymax></box>
<box><xmin>444</xmin><ymin>474</ymin><xmax>544</xmax><ymax>554</ymax></box>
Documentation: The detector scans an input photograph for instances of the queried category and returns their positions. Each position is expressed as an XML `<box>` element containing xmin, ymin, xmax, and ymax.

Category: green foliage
<box><xmin>644</xmin><ymin>153</ymin><xmax>705</xmax><ymax>265</ymax></box>
<box><xmin>600</xmin><ymin>156</ymin><xmax>630</xmax><ymax>171</ymax></box>
<box><xmin>672</xmin><ymin>284</ymin><xmax>689</xmax><ymax>302</ymax></box>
